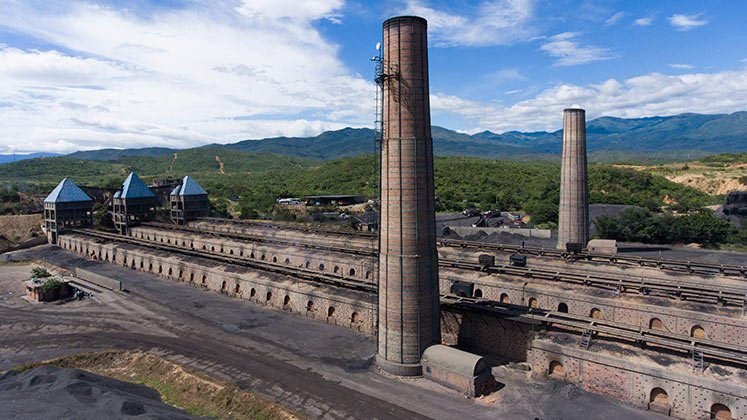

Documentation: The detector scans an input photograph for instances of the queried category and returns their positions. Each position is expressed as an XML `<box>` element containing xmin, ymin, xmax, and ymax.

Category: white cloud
<box><xmin>668</xmin><ymin>13</ymin><xmax>708</xmax><ymax>31</ymax></box>
<box><xmin>604</xmin><ymin>12</ymin><xmax>625</xmax><ymax>26</ymax></box>
<box><xmin>540</xmin><ymin>32</ymin><xmax>612</xmax><ymax>66</ymax></box>
<box><xmin>0</xmin><ymin>0</ymin><xmax>372</xmax><ymax>154</ymax></box>
<box><xmin>432</xmin><ymin>69</ymin><xmax>747</xmax><ymax>134</ymax></box>
<box><xmin>402</xmin><ymin>0</ymin><xmax>535</xmax><ymax>47</ymax></box>
<box><xmin>504</xmin><ymin>89</ymin><xmax>522</xmax><ymax>95</ymax></box>
<box><xmin>669</xmin><ymin>64</ymin><xmax>695</xmax><ymax>70</ymax></box>
<box><xmin>634</xmin><ymin>17</ymin><xmax>653</xmax><ymax>26</ymax></box>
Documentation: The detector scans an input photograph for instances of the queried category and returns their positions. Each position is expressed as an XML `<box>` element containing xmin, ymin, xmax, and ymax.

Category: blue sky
<box><xmin>1</xmin><ymin>0</ymin><xmax>746</xmax><ymax>153</ymax></box>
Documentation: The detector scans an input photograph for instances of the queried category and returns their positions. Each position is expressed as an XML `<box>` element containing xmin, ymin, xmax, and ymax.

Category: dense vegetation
<box><xmin>1</xmin><ymin>148</ymin><xmax>739</xmax><ymax>246</ymax></box>
<box><xmin>594</xmin><ymin>208</ymin><xmax>746</xmax><ymax>248</ymax></box>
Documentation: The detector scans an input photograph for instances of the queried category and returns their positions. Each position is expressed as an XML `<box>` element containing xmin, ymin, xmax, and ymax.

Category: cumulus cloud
<box><xmin>540</xmin><ymin>32</ymin><xmax>612</xmax><ymax>66</ymax></box>
<box><xmin>634</xmin><ymin>17</ymin><xmax>653</xmax><ymax>26</ymax></box>
<box><xmin>402</xmin><ymin>0</ymin><xmax>535</xmax><ymax>47</ymax></box>
<box><xmin>668</xmin><ymin>13</ymin><xmax>708</xmax><ymax>31</ymax></box>
<box><xmin>432</xmin><ymin>69</ymin><xmax>747</xmax><ymax>133</ymax></box>
<box><xmin>0</xmin><ymin>0</ymin><xmax>372</xmax><ymax>153</ymax></box>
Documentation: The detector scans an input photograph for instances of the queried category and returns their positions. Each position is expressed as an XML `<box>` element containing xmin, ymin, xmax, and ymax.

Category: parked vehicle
<box><xmin>463</xmin><ymin>207</ymin><xmax>481</xmax><ymax>217</ymax></box>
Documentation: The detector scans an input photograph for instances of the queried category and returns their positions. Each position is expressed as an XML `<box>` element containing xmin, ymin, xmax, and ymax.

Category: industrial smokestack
<box><xmin>557</xmin><ymin>108</ymin><xmax>589</xmax><ymax>250</ymax></box>
<box><xmin>377</xmin><ymin>15</ymin><xmax>440</xmax><ymax>376</ymax></box>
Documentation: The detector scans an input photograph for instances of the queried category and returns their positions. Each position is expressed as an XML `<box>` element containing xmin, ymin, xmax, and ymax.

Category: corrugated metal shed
<box><xmin>178</xmin><ymin>175</ymin><xmax>207</xmax><ymax>196</ymax></box>
<box><xmin>44</xmin><ymin>178</ymin><xmax>93</xmax><ymax>203</ymax></box>
<box><xmin>120</xmin><ymin>172</ymin><xmax>156</xmax><ymax>199</ymax></box>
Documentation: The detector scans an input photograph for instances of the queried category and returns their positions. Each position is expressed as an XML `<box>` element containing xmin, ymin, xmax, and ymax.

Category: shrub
<box><xmin>31</xmin><ymin>267</ymin><xmax>51</xmax><ymax>278</ymax></box>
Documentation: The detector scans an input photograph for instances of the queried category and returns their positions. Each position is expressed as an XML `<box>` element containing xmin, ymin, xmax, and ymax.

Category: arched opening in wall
<box><xmin>149</xmin><ymin>263</ymin><xmax>153</xmax><ymax>271</ymax></box>
<box><xmin>528</xmin><ymin>298</ymin><xmax>539</xmax><ymax>308</ymax></box>
<box><xmin>260</xmin><ymin>254</ymin><xmax>266</xmax><ymax>260</ymax></box>
<box><xmin>327</xmin><ymin>307</ymin><xmax>336</xmax><ymax>317</ymax></box>
<box><xmin>140</xmin><ymin>261</ymin><xmax>144</xmax><ymax>269</ymax></box>
<box><xmin>558</xmin><ymin>303</ymin><xmax>569</xmax><ymax>313</ymax></box>
<box><xmin>649</xmin><ymin>388</ymin><xmax>669</xmax><ymax>407</ymax></box>
<box><xmin>319</xmin><ymin>263</ymin><xmax>325</xmax><ymax>271</ymax></box>
<box><xmin>221</xmin><ymin>280</ymin><xmax>227</xmax><ymax>291</ymax></box>
<box><xmin>168</xmin><ymin>268</ymin><xmax>173</xmax><ymax>276</ymax></box>
<box><xmin>239</xmin><ymin>250</ymin><xmax>244</xmax><ymax>256</ymax></box>
<box><xmin>266</xmin><ymin>291</ymin><xmax>273</xmax><ymax>302</ymax></box>
<box><xmin>272</xmin><ymin>256</ymin><xmax>278</xmax><ymax>263</ymax></box>
<box><xmin>500</xmin><ymin>293</ymin><xmax>510</xmax><ymax>304</ymax></box>
<box><xmin>202</xmin><ymin>245</ymin><xmax>206</xmax><ymax>250</ymax></box>
<box><xmin>160</xmin><ymin>238</ymin><xmax>164</xmax><ymax>243</ymax></box>
<box><xmin>182</xmin><ymin>241</ymin><xmax>186</xmax><ymax>246</ymax></box>
<box><xmin>167</xmin><ymin>239</ymin><xmax>171</xmax><ymax>244</ymax></box>
<box><xmin>590</xmin><ymin>308</ymin><xmax>602</xmax><ymax>319</ymax></box>
<box><xmin>691</xmin><ymin>325</ymin><xmax>706</xmax><ymax>339</ymax></box>
<box><xmin>305</xmin><ymin>261</ymin><xmax>311</xmax><ymax>269</ymax></box>
<box><xmin>283</xmin><ymin>295</ymin><xmax>291</xmax><ymax>306</ymax></box>
<box><xmin>190</xmin><ymin>273</ymin><xmax>194</xmax><ymax>282</ymax></box>
<box><xmin>351</xmin><ymin>312</ymin><xmax>360</xmax><ymax>323</ymax></box>
<box><xmin>284</xmin><ymin>258</ymin><xmax>290</xmax><ymax>264</ymax></box>
<box><xmin>250</xmin><ymin>288</ymin><xmax>256</xmax><ymax>298</ymax></box>
<box><xmin>211</xmin><ymin>246</ymin><xmax>215</xmax><ymax>252</ymax></box>
<box><xmin>191</xmin><ymin>242</ymin><xmax>194</xmax><ymax>249</ymax></box>
<box><xmin>710</xmin><ymin>404</ymin><xmax>732</xmax><ymax>420</ymax></box>
<box><xmin>235</xmin><ymin>284</ymin><xmax>240</xmax><ymax>294</ymax></box>
<box><xmin>158</xmin><ymin>265</ymin><xmax>163</xmax><ymax>274</ymax></box>
<box><xmin>649</xmin><ymin>318</ymin><xmax>664</xmax><ymax>330</ymax></box>
<box><xmin>549</xmin><ymin>361</ymin><xmax>564</xmax><ymax>376</ymax></box>
<box><xmin>333</xmin><ymin>266</ymin><xmax>340</xmax><ymax>274</ymax></box>
<box><xmin>250</xmin><ymin>252</ymin><xmax>255</xmax><ymax>259</ymax></box>
<box><xmin>365</xmin><ymin>271</ymin><xmax>371</xmax><ymax>280</ymax></box>
<box><xmin>131</xmin><ymin>260</ymin><xmax>136</xmax><ymax>269</ymax></box>
<box><xmin>349</xmin><ymin>268</ymin><xmax>356</xmax><ymax>276</ymax></box>
<box><xmin>178</xmin><ymin>270</ymin><xmax>183</xmax><ymax>279</ymax></box>
<box><xmin>201</xmin><ymin>275</ymin><xmax>206</xmax><ymax>284</ymax></box>
<box><xmin>122</xmin><ymin>257</ymin><xmax>127</xmax><ymax>266</ymax></box>
<box><xmin>306</xmin><ymin>301</ymin><xmax>314</xmax><ymax>311</ymax></box>
<box><xmin>473</xmin><ymin>289</ymin><xmax>483</xmax><ymax>298</ymax></box>
<box><xmin>230</xmin><ymin>250</ymin><xmax>234</xmax><ymax>255</ymax></box>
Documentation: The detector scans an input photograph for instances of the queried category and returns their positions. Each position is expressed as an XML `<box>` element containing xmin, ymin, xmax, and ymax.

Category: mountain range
<box><xmin>21</xmin><ymin>111</ymin><xmax>747</xmax><ymax>163</ymax></box>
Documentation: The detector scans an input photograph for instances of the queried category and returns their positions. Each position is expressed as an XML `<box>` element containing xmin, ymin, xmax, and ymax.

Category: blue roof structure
<box><xmin>113</xmin><ymin>190</ymin><xmax>121</xmax><ymax>199</ymax></box>
<box><xmin>178</xmin><ymin>176</ymin><xmax>207</xmax><ymax>196</ymax></box>
<box><xmin>44</xmin><ymin>178</ymin><xmax>93</xmax><ymax>203</ymax></box>
<box><xmin>169</xmin><ymin>185</ymin><xmax>181</xmax><ymax>196</ymax></box>
<box><xmin>121</xmin><ymin>172</ymin><xmax>156</xmax><ymax>199</ymax></box>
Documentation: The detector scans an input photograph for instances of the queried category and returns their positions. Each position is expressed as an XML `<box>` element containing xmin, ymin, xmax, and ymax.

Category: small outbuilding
<box><xmin>303</xmin><ymin>195</ymin><xmax>364</xmax><ymax>206</ymax></box>
<box><xmin>587</xmin><ymin>239</ymin><xmax>617</xmax><ymax>254</ymax></box>
<box><xmin>421</xmin><ymin>345</ymin><xmax>497</xmax><ymax>397</ymax></box>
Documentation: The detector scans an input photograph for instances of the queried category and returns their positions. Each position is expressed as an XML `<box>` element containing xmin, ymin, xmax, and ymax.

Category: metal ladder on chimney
<box><xmin>692</xmin><ymin>349</ymin><xmax>705</xmax><ymax>372</ymax></box>
<box><xmin>579</xmin><ymin>328</ymin><xmax>593</xmax><ymax>349</ymax></box>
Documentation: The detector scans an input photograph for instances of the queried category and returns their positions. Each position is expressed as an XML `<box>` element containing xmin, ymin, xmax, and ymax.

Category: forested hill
<box><xmin>53</xmin><ymin>111</ymin><xmax>747</xmax><ymax>162</ymax></box>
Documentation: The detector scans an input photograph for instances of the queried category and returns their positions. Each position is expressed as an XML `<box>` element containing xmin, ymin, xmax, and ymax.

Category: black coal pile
<box><xmin>0</xmin><ymin>365</ymin><xmax>200</xmax><ymax>419</ymax></box>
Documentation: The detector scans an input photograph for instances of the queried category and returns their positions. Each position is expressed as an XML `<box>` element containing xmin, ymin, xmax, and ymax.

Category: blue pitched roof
<box><xmin>170</xmin><ymin>185</ymin><xmax>181</xmax><ymax>196</ymax></box>
<box><xmin>113</xmin><ymin>190</ymin><xmax>121</xmax><ymax>199</ymax></box>
<box><xmin>44</xmin><ymin>178</ymin><xmax>92</xmax><ymax>203</ymax></box>
<box><xmin>121</xmin><ymin>172</ymin><xmax>156</xmax><ymax>199</ymax></box>
<box><xmin>179</xmin><ymin>175</ymin><xmax>207</xmax><ymax>196</ymax></box>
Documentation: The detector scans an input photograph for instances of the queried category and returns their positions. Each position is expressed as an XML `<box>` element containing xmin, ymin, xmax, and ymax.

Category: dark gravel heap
<box><xmin>0</xmin><ymin>365</ymin><xmax>199</xmax><ymax>419</ymax></box>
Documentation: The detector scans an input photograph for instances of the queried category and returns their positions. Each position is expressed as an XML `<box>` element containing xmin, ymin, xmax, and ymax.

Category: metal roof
<box><xmin>44</xmin><ymin>178</ymin><xmax>93</xmax><ymax>204</ymax></box>
<box><xmin>120</xmin><ymin>172</ymin><xmax>156</xmax><ymax>199</ymax></box>
<box><xmin>178</xmin><ymin>175</ymin><xmax>207</xmax><ymax>196</ymax></box>
<box><xmin>113</xmin><ymin>190</ymin><xmax>121</xmax><ymax>199</ymax></box>
<box><xmin>421</xmin><ymin>345</ymin><xmax>489</xmax><ymax>377</ymax></box>
<box><xmin>169</xmin><ymin>184</ymin><xmax>181</xmax><ymax>196</ymax></box>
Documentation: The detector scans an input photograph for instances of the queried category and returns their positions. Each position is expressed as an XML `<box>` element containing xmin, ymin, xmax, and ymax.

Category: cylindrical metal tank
<box><xmin>377</xmin><ymin>15</ymin><xmax>440</xmax><ymax>376</ymax></box>
<box><xmin>557</xmin><ymin>108</ymin><xmax>590</xmax><ymax>250</ymax></box>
